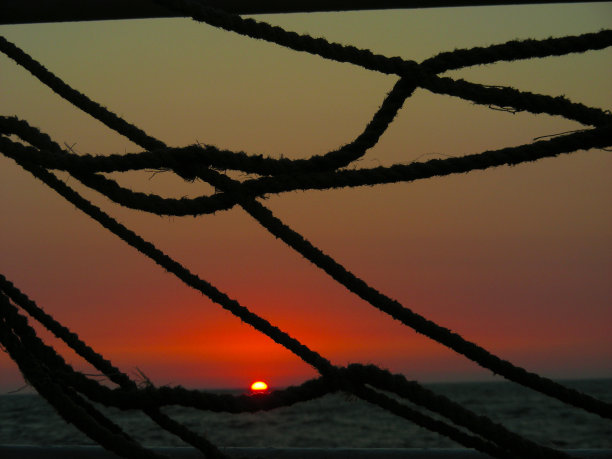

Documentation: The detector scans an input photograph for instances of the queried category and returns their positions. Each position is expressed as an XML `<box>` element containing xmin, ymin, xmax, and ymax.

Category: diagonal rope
<box><xmin>154</xmin><ymin>0</ymin><xmax>612</xmax><ymax>128</ymax></box>
<box><xmin>2</xmin><ymin>114</ymin><xmax>610</xmax><ymax>420</ymax></box>
<box><xmin>0</xmin><ymin>274</ymin><xmax>228</xmax><ymax>459</ymax></box>
<box><xmin>1</xmin><ymin>116</ymin><xmax>609</xmax><ymax>217</ymax></box>
<box><xmin>0</xmin><ymin>251</ymin><xmax>567</xmax><ymax>459</ymax></box>
<box><xmin>2</xmin><ymin>27</ymin><xmax>610</xmax><ymax>178</ymax></box>
<box><xmin>1</xmin><ymin>2</ymin><xmax>611</xmax><ymax>456</ymax></box>
<box><xmin>0</xmin><ymin>189</ymin><xmax>539</xmax><ymax>458</ymax></box>
<box><xmin>0</xmin><ymin>36</ymin><xmax>415</xmax><ymax>178</ymax></box>
<box><xmin>0</xmin><ymin>294</ymin><xmax>167</xmax><ymax>459</ymax></box>
<box><xmin>194</xmin><ymin>164</ymin><xmax>612</xmax><ymax>420</ymax></box>
<box><xmin>1</xmin><ymin>110</ymin><xmax>603</xmax><ymax>458</ymax></box>
<box><xmin>1</xmin><ymin>110</ymin><xmax>583</xmax><ymax>456</ymax></box>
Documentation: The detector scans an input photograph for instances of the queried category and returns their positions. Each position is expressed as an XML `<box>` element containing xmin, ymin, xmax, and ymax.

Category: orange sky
<box><xmin>1</xmin><ymin>3</ymin><xmax>611</xmax><ymax>391</ymax></box>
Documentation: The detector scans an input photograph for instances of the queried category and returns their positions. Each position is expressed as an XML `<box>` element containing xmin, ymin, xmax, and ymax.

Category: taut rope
<box><xmin>1</xmin><ymin>2</ymin><xmax>610</xmax><ymax>457</ymax></box>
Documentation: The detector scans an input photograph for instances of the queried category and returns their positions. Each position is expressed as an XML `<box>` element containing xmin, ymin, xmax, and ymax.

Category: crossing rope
<box><xmin>1</xmin><ymin>1</ymin><xmax>611</xmax><ymax>458</ymax></box>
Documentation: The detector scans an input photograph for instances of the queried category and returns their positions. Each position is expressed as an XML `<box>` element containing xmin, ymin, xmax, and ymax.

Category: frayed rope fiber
<box><xmin>1</xmin><ymin>2</ymin><xmax>611</xmax><ymax>458</ymax></box>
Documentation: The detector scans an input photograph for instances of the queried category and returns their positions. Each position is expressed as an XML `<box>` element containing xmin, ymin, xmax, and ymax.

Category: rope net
<box><xmin>1</xmin><ymin>1</ymin><xmax>611</xmax><ymax>458</ymax></box>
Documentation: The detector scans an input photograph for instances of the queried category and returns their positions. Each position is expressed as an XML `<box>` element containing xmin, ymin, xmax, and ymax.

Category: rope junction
<box><xmin>1</xmin><ymin>1</ymin><xmax>611</xmax><ymax>458</ymax></box>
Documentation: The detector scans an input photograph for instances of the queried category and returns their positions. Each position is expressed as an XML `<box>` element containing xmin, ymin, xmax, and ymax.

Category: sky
<box><xmin>0</xmin><ymin>2</ymin><xmax>611</xmax><ymax>392</ymax></box>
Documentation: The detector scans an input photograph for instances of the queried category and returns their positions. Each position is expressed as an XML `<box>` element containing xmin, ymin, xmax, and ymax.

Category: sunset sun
<box><xmin>250</xmin><ymin>381</ymin><xmax>269</xmax><ymax>393</ymax></box>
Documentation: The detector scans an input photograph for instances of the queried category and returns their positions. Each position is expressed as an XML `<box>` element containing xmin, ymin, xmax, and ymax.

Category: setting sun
<box><xmin>250</xmin><ymin>381</ymin><xmax>269</xmax><ymax>392</ymax></box>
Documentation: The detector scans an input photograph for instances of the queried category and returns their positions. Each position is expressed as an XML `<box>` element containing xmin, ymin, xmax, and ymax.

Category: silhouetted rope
<box><xmin>0</xmin><ymin>274</ymin><xmax>227</xmax><ymax>459</ymax></box>
<box><xmin>2</xmin><ymin>124</ymin><xmax>587</xmax><ymax>457</ymax></box>
<box><xmin>0</xmin><ymin>276</ymin><xmax>569</xmax><ymax>458</ymax></box>
<box><xmin>1</xmin><ymin>2</ymin><xmax>611</xmax><ymax>458</ymax></box>
<box><xmin>153</xmin><ymin>0</ymin><xmax>612</xmax><ymax>128</ymax></box>
<box><xmin>1</xmin><ymin>112</ymin><xmax>603</xmax><ymax>458</ymax></box>
<box><xmin>0</xmin><ymin>295</ymin><xmax>167</xmax><ymax>459</ymax></box>
<box><xmin>2</xmin><ymin>117</ymin><xmax>610</xmax><ymax>420</ymax></box>
<box><xmin>0</xmin><ymin>159</ymin><xmax>527</xmax><ymax>457</ymax></box>
<box><xmin>1</xmin><ymin>117</ymin><xmax>610</xmax><ymax>217</ymax></box>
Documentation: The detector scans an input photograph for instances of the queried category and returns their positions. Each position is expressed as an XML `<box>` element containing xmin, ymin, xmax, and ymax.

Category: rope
<box><xmin>0</xmin><ymin>293</ymin><xmax>167</xmax><ymax>459</ymax></box>
<box><xmin>0</xmin><ymin>275</ymin><xmax>565</xmax><ymax>458</ymax></box>
<box><xmin>0</xmin><ymin>275</ymin><xmax>227</xmax><ymax>459</ymax></box>
<box><xmin>1</xmin><ymin>2</ymin><xmax>611</xmax><ymax>457</ymax></box>
<box><xmin>1</xmin><ymin>118</ymin><xmax>609</xmax><ymax>217</ymax></box>
<box><xmin>1</xmin><ymin>116</ymin><xmax>610</xmax><ymax>420</ymax></box>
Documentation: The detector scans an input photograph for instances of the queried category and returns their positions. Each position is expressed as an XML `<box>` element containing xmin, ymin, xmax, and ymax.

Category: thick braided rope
<box><xmin>0</xmin><ymin>36</ymin><xmax>164</xmax><ymax>152</ymax></box>
<box><xmin>2</xmin><ymin>28</ymin><xmax>610</xmax><ymax>179</ymax></box>
<box><xmin>421</xmin><ymin>30</ymin><xmax>612</xmax><ymax>72</ymax></box>
<box><xmin>155</xmin><ymin>0</ymin><xmax>612</xmax><ymax>128</ymax></box>
<box><xmin>1</xmin><ymin>30</ymin><xmax>610</xmax><ymax>221</ymax></box>
<box><xmin>4</xmin><ymin>142</ymin><xmax>581</xmax><ymax>457</ymax></box>
<box><xmin>195</xmin><ymin>165</ymin><xmax>612</xmax><ymax>420</ymax></box>
<box><xmin>2</xmin><ymin>30</ymin><xmax>610</xmax><ymax>178</ymax></box>
<box><xmin>1</xmin><ymin>117</ymin><xmax>610</xmax><ymax>217</ymax></box>
<box><xmin>0</xmin><ymin>86</ymin><xmax>596</xmax><ymax>459</ymax></box>
<box><xmin>0</xmin><ymin>294</ymin><xmax>167</xmax><ymax>459</ymax></box>
<box><xmin>1</xmin><ymin>158</ymin><xmax>516</xmax><ymax>456</ymax></box>
<box><xmin>1</xmin><ymin>3</ymin><xmax>610</xmax><ymax>455</ymax></box>
<box><xmin>0</xmin><ymin>273</ymin><xmax>568</xmax><ymax>459</ymax></box>
<box><xmin>0</xmin><ymin>274</ymin><xmax>228</xmax><ymax>459</ymax></box>
<box><xmin>0</xmin><ymin>292</ymin><xmax>575</xmax><ymax>459</ymax></box>
<box><xmin>0</xmin><ymin>278</ymin><xmax>531</xmax><ymax>441</ymax></box>
<box><xmin>2</xmin><ymin>27</ymin><xmax>610</xmax><ymax>222</ymax></box>
<box><xmin>0</xmin><ymin>36</ymin><xmax>415</xmax><ymax>178</ymax></box>
<box><xmin>3</xmin><ymin>118</ymin><xmax>611</xmax><ymax>420</ymax></box>
<box><xmin>2</xmin><ymin>112</ymin><xmax>608</xmax><ymax>459</ymax></box>
<box><xmin>0</xmin><ymin>257</ymin><xmax>523</xmax><ymax>457</ymax></box>
<box><xmin>0</xmin><ymin>279</ymin><xmax>334</xmax><ymax>413</ymax></box>
<box><xmin>4</xmin><ymin>8</ymin><xmax>612</xmax><ymax>424</ymax></box>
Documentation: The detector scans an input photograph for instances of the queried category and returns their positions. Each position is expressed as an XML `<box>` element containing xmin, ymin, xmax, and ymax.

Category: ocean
<box><xmin>0</xmin><ymin>379</ymin><xmax>610</xmax><ymax>449</ymax></box>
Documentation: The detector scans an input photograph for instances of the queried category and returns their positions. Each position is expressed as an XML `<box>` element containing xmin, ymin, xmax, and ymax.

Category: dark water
<box><xmin>0</xmin><ymin>379</ymin><xmax>610</xmax><ymax>448</ymax></box>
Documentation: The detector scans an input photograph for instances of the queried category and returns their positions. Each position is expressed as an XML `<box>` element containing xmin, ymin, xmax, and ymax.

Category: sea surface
<box><xmin>0</xmin><ymin>379</ymin><xmax>610</xmax><ymax>449</ymax></box>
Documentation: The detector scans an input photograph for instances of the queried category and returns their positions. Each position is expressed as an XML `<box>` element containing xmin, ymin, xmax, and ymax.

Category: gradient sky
<box><xmin>1</xmin><ymin>2</ymin><xmax>611</xmax><ymax>391</ymax></box>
